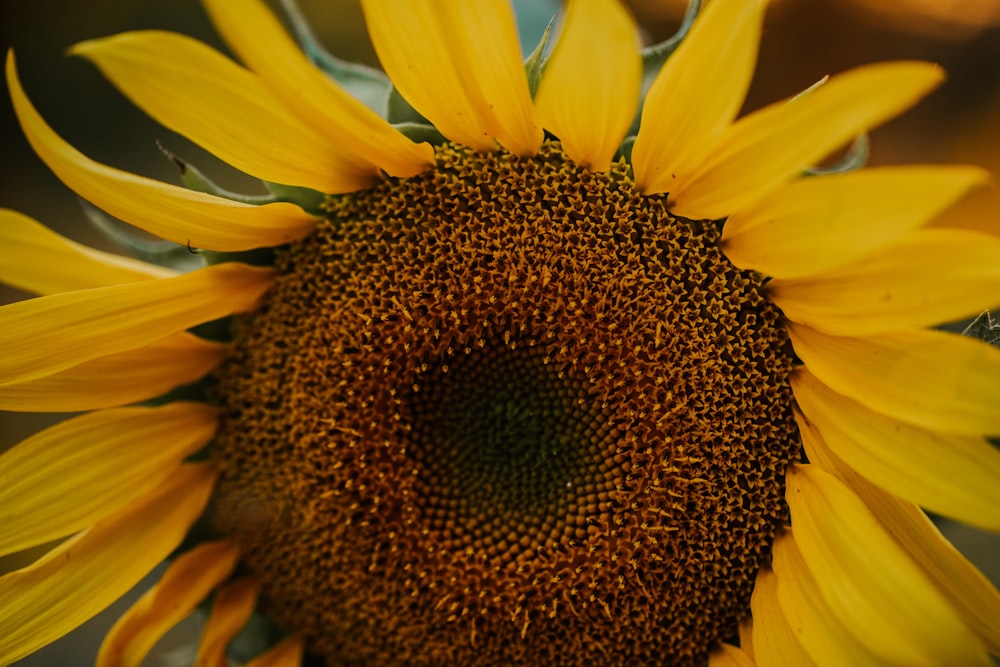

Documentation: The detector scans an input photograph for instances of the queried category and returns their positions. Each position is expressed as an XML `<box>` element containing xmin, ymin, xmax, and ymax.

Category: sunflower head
<box><xmin>210</xmin><ymin>141</ymin><xmax>801</xmax><ymax>664</ymax></box>
<box><xmin>1</xmin><ymin>1</ymin><xmax>999</xmax><ymax>666</ymax></box>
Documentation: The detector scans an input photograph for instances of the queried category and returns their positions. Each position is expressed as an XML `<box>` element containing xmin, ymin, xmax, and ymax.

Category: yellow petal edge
<box><xmin>0</xmin><ymin>333</ymin><xmax>228</xmax><ymax>412</ymax></box>
<box><xmin>0</xmin><ymin>402</ymin><xmax>217</xmax><ymax>557</ymax></box>
<box><xmin>0</xmin><ymin>262</ymin><xmax>272</xmax><ymax>387</ymax></box>
<box><xmin>97</xmin><ymin>541</ymin><xmax>240</xmax><ymax>667</ymax></box>
<box><xmin>0</xmin><ymin>208</ymin><xmax>176</xmax><ymax>295</ymax></box>
<box><xmin>7</xmin><ymin>50</ymin><xmax>316</xmax><ymax>252</ymax></box>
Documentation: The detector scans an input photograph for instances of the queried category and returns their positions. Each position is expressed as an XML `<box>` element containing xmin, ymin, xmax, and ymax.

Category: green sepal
<box><xmin>278</xmin><ymin>0</ymin><xmax>393</xmax><ymax>118</ymax></box>
<box><xmin>790</xmin><ymin>79</ymin><xmax>869</xmax><ymax>176</ymax></box>
<box><xmin>159</xmin><ymin>143</ymin><xmax>274</xmax><ymax>205</ymax></box>
<box><xmin>617</xmin><ymin>135</ymin><xmax>636</xmax><ymax>164</ymax></box>
<box><xmin>81</xmin><ymin>200</ymin><xmax>206</xmax><ymax>271</ymax></box>
<box><xmin>264</xmin><ymin>181</ymin><xmax>327</xmax><ymax>217</ymax></box>
<box><xmin>639</xmin><ymin>0</ymin><xmax>701</xmax><ymax>96</ymax></box>
<box><xmin>805</xmin><ymin>134</ymin><xmax>870</xmax><ymax>176</ymax></box>
<box><xmin>200</xmin><ymin>246</ymin><xmax>278</xmax><ymax>269</ymax></box>
<box><xmin>524</xmin><ymin>16</ymin><xmax>555</xmax><ymax>98</ymax></box>
<box><xmin>387</xmin><ymin>87</ymin><xmax>428</xmax><ymax>125</ymax></box>
<box><xmin>393</xmin><ymin>122</ymin><xmax>447</xmax><ymax>146</ymax></box>
<box><xmin>161</xmin><ymin>146</ymin><xmax>324</xmax><ymax>234</ymax></box>
<box><xmin>628</xmin><ymin>0</ymin><xmax>702</xmax><ymax>135</ymax></box>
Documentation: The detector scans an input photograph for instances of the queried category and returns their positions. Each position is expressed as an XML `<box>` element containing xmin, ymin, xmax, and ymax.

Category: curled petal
<box><xmin>784</xmin><ymin>465</ymin><xmax>989</xmax><ymax>665</ymax></box>
<box><xmin>798</xmin><ymin>411</ymin><xmax>1000</xmax><ymax>655</ymax></box>
<box><xmin>195</xmin><ymin>578</ymin><xmax>260</xmax><ymax>667</ymax></box>
<box><xmin>7</xmin><ymin>50</ymin><xmax>316</xmax><ymax>252</ymax></box>
<box><xmin>97</xmin><ymin>541</ymin><xmax>240</xmax><ymax>667</ymax></box>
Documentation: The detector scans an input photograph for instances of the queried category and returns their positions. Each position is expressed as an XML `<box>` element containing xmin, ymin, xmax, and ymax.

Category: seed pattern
<box><xmin>211</xmin><ymin>142</ymin><xmax>800</xmax><ymax>666</ymax></box>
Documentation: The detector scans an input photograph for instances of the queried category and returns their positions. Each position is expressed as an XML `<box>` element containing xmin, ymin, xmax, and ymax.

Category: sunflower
<box><xmin>2</xmin><ymin>0</ymin><xmax>999</xmax><ymax>665</ymax></box>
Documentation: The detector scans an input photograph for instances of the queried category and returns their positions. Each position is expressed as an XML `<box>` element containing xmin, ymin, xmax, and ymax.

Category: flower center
<box><xmin>210</xmin><ymin>142</ymin><xmax>800</xmax><ymax>666</ymax></box>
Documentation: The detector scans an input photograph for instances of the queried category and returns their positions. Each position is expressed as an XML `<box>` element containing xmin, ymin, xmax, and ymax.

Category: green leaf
<box><xmin>264</xmin><ymin>182</ymin><xmax>327</xmax><ymax>217</ymax></box>
<box><xmin>157</xmin><ymin>143</ymin><xmax>274</xmax><ymax>205</ymax></box>
<box><xmin>617</xmin><ymin>135</ymin><xmax>636</xmax><ymax>164</ymax></box>
<box><xmin>80</xmin><ymin>201</ymin><xmax>203</xmax><ymax>269</ymax></box>
<box><xmin>387</xmin><ymin>87</ymin><xmax>428</xmax><ymax>125</ymax></box>
<box><xmin>524</xmin><ymin>16</ymin><xmax>555</xmax><ymax>98</ymax></box>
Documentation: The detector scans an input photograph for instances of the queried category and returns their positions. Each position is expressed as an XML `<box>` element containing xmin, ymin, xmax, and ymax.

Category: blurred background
<box><xmin>2</xmin><ymin>0</ymin><xmax>999</xmax><ymax>664</ymax></box>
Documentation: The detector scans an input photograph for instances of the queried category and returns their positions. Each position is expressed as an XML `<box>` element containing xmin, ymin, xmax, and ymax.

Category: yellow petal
<box><xmin>669</xmin><ymin>61</ymin><xmax>944</xmax><ymax>219</ymax></box>
<box><xmin>534</xmin><ymin>0</ymin><xmax>641</xmax><ymax>171</ymax></box>
<box><xmin>0</xmin><ymin>208</ymin><xmax>176</xmax><ymax>294</ymax></box>
<box><xmin>785</xmin><ymin>464</ymin><xmax>990</xmax><ymax>666</ymax></box>
<box><xmin>201</xmin><ymin>0</ymin><xmax>433</xmax><ymax>179</ymax></box>
<box><xmin>769</xmin><ymin>228</ymin><xmax>1000</xmax><ymax>336</ymax></box>
<box><xmin>0</xmin><ymin>262</ymin><xmax>273</xmax><ymax>386</ymax></box>
<box><xmin>7</xmin><ymin>51</ymin><xmax>316</xmax><ymax>252</ymax></box>
<box><xmin>708</xmin><ymin>643</ymin><xmax>755</xmax><ymax>667</ymax></box>
<box><xmin>243</xmin><ymin>636</ymin><xmax>305</xmax><ymax>667</ymax></box>
<box><xmin>770</xmin><ymin>532</ymin><xmax>883</xmax><ymax>665</ymax></box>
<box><xmin>738</xmin><ymin>616</ymin><xmax>754</xmax><ymax>662</ymax></box>
<box><xmin>722</xmin><ymin>166</ymin><xmax>989</xmax><ymax>279</ymax></box>
<box><xmin>792</xmin><ymin>367</ymin><xmax>1000</xmax><ymax>530</ymax></box>
<box><xmin>360</xmin><ymin>0</ymin><xmax>542</xmax><ymax>155</ymax></box>
<box><xmin>749</xmin><ymin>567</ymin><xmax>818</xmax><ymax>667</ymax></box>
<box><xmin>71</xmin><ymin>31</ymin><xmax>382</xmax><ymax>194</ymax></box>
<box><xmin>97</xmin><ymin>541</ymin><xmax>240</xmax><ymax>667</ymax></box>
<box><xmin>195</xmin><ymin>578</ymin><xmax>259</xmax><ymax>667</ymax></box>
<box><xmin>0</xmin><ymin>464</ymin><xmax>216</xmax><ymax>666</ymax></box>
<box><xmin>632</xmin><ymin>0</ymin><xmax>766</xmax><ymax>194</ymax></box>
<box><xmin>0</xmin><ymin>402</ymin><xmax>216</xmax><ymax>557</ymax></box>
<box><xmin>798</xmin><ymin>411</ymin><xmax>1000</xmax><ymax>655</ymax></box>
<box><xmin>787</xmin><ymin>322</ymin><xmax>1000</xmax><ymax>435</ymax></box>
<box><xmin>0</xmin><ymin>332</ymin><xmax>227</xmax><ymax>412</ymax></box>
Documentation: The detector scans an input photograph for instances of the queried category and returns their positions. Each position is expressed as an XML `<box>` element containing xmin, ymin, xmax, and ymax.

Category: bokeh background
<box><xmin>2</xmin><ymin>0</ymin><xmax>999</xmax><ymax>664</ymax></box>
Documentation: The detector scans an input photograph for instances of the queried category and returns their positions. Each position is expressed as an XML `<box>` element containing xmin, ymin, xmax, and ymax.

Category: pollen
<box><xmin>210</xmin><ymin>142</ymin><xmax>801</xmax><ymax>666</ymax></box>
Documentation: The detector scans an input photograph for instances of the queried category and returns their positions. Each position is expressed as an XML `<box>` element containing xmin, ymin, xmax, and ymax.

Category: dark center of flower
<box><xmin>210</xmin><ymin>142</ymin><xmax>800</xmax><ymax>667</ymax></box>
<box><xmin>407</xmin><ymin>344</ymin><xmax>617</xmax><ymax>555</ymax></box>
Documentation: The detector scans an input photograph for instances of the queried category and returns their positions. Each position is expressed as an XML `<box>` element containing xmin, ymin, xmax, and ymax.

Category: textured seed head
<box><xmin>211</xmin><ymin>142</ymin><xmax>800</xmax><ymax>666</ymax></box>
